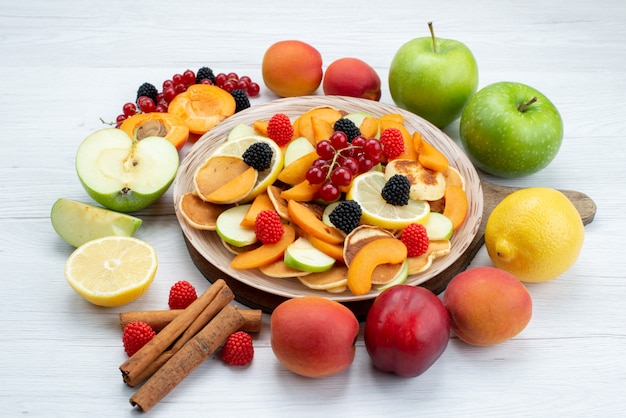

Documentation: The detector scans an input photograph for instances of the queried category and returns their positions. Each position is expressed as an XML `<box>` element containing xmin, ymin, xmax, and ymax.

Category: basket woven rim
<box><xmin>173</xmin><ymin>95</ymin><xmax>483</xmax><ymax>302</ymax></box>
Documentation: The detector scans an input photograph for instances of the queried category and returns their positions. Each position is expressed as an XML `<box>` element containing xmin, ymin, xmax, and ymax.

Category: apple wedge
<box><xmin>50</xmin><ymin>198</ymin><xmax>142</xmax><ymax>247</ymax></box>
<box><xmin>75</xmin><ymin>128</ymin><xmax>179</xmax><ymax>213</ymax></box>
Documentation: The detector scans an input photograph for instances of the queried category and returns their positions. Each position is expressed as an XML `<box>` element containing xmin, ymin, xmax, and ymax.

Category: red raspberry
<box><xmin>222</xmin><ymin>331</ymin><xmax>254</xmax><ymax>366</ymax></box>
<box><xmin>122</xmin><ymin>321</ymin><xmax>156</xmax><ymax>357</ymax></box>
<box><xmin>266</xmin><ymin>113</ymin><xmax>294</xmax><ymax>146</ymax></box>
<box><xmin>168</xmin><ymin>280</ymin><xmax>198</xmax><ymax>309</ymax></box>
<box><xmin>254</xmin><ymin>210</ymin><xmax>284</xmax><ymax>244</ymax></box>
<box><xmin>380</xmin><ymin>128</ymin><xmax>405</xmax><ymax>160</ymax></box>
<box><xmin>400</xmin><ymin>223</ymin><xmax>430</xmax><ymax>257</ymax></box>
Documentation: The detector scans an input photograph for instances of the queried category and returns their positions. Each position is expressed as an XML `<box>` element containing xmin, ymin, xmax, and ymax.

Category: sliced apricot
<box><xmin>311</xmin><ymin>116</ymin><xmax>335</xmax><ymax>143</ymax></box>
<box><xmin>168</xmin><ymin>84</ymin><xmax>236</xmax><ymax>135</ymax></box>
<box><xmin>378</xmin><ymin>113</ymin><xmax>404</xmax><ymax>124</ymax></box>
<box><xmin>279</xmin><ymin>180</ymin><xmax>321</xmax><ymax>202</ymax></box>
<box><xmin>347</xmin><ymin>237</ymin><xmax>407</xmax><ymax>296</ymax></box>
<box><xmin>292</xmin><ymin>107</ymin><xmax>342</xmax><ymax>143</ymax></box>
<box><xmin>178</xmin><ymin>192</ymin><xmax>232</xmax><ymax>230</ymax></box>
<box><xmin>194</xmin><ymin>155</ymin><xmax>257</xmax><ymax>204</ymax></box>
<box><xmin>277</xmin><ymin>151</ymin><xmax>320</xmax><ymax>185</ymax></box>
<box><xmin>119</xmin><ymin>112</ymin><xmax>189</xmax><ymax>150</ymax></box>
<box><xmin>442</xmin><ymin>185</ymin><xmax>468</xmax><ymax>230</ymax></box>
<box><xmin>306</xmin><ymin>234</ymin><xmax>345</xmax><ymax>262</ymax></box>
<box><xmin>240</xmin><ymin>192</ymin><xmax>275</xmax><ymax>228</ymax></box>
<box><xmin>230</xmin><ymin>224</ymin><xmax>296</xmax><ymax>269</ymax></box>
<box><xmin>359</xmin><ymin>116</ymin><xmax>379</xmax><ymax>138</ymax></box>
<box><xmin>287</xmin><ymin>200</ymin><xmax>345</xmax><ymax>245</ymax></box>
<box><xmin>253</xmin><ymin>119</ymin><xmax>269</xmax><ymax>137</ymax></box>
<box><xmin>414</xmin><ymin>131</ymin><xmax>449</xmax><ymax>172</ymax></box>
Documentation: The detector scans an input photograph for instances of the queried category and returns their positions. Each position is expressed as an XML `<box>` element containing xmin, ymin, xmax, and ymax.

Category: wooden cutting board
<box><xmin>185</xmin><ymin>180</ymin><xmax>597</xmax><ymax>320</ymax></box>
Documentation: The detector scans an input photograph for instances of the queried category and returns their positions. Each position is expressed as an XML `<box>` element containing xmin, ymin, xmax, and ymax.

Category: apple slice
<box><xmin>50</xmin><ymin>198</ymin><xmax>142</xmax><ymax>247</ymax></box>
<box><xmin>75</xmin><ymin>128</ymin><xmax>179</xmax><ymax>213</ymax></box>
<box><xmin>215</xmin><ymin>204</ymin><xmax>258</xmax><ymax>247</ymax></box>
<box><xmin>425</xmin><ymin>212</ymin><xmax>454</xmax><ymax>240</ymax></box>
<box><xmin>284</xmin><ymin>237</ymin><xmax>336</xmax><ymax>273</ymax></box>
<box><xmin>283</xmin><ymin>136</ymin><xmax>316</xmax><ymax>167</ymax></box>
<box><xmin>227</xmin><ymin>123</ymin><xmax>258</xmax><ymax>141</ymax></box>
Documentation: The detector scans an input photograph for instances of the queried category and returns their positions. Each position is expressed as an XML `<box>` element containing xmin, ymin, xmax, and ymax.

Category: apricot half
<box><xmin>119</xmin><ymin>112</ymin><xmax>189</xmax><ymax>150</ymax></box>
<box><xmin>194</xmin><ymin>155</ymin><xmax>257</xmax><ymax>204</ymax></box>
<box><xmin>168</xmin><ymin>84</ymin><xmax>236</xmax><ymax>135</ymax></box>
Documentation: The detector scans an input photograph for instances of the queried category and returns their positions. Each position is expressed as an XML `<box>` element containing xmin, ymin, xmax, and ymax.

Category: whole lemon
<box><xmin>485</xmin><ymin>187</ymin><xmax>584</xmax><ymax>282</ymax></box>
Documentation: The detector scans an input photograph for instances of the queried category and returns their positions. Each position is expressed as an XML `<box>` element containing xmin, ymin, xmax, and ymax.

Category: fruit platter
<box><xmin>172</xmin><ymin>95</ymin><xmax>483</xmax><ymax>312</ymax></box>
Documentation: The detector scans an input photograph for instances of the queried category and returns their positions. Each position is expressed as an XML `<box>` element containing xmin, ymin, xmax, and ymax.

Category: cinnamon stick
<box><xmin>129</xmin><ymin>305</ymin><xmax>245</xmax><ymax>412</ymax></box>
<box><xmin>124</xmin><ymin>284</ymin><xmax>234</xmax><ymax>387</ymax></box>
<box><xmin>119</xmin><ymin>279</ymin><xmax>231</xmax><ymax>387</ymax></box>
<box><xmin>119</xmin><ymin>307</ymin><xmax>263</xmax><ymax>333</ymax></box>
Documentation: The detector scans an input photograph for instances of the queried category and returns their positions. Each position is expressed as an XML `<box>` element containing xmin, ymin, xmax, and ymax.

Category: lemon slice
<box><xmin>64</xmin><ymin>236</ymin><xmax>157</xmax><ymax>307</ymax></box>
<box><xmin>212</xmin><ymin>135</ymin><xmax>284</xmax><ymax>201</ymax></box>
<box><xmin>347</xmin><ymin>171</ymin><xmax>430</xmax><ymax>230</ymax></box>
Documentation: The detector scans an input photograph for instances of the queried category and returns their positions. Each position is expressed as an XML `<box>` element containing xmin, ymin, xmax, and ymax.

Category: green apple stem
<box><xmin>517</xmin><ymin>96</ymin><xmax>538</xmax><ymax>113</ymax></box>
<box><xmin>428</xmin><ymin>21</ymin><xmax>437</xmax><ymax>53</ymax></box>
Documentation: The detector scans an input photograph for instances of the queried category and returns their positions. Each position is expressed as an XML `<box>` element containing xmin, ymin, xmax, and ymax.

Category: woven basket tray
<box><xmin>172</xmin><ymin>96</ymin><xmax>483</xmax><ymax>314</ymax></box>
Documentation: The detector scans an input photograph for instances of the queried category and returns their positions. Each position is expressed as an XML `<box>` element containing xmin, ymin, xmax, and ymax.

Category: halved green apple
<box><xmin>374</xmin><ymin>259</ymin><xmax>409</xmax><ymax>291</ymax></box>
<box><xmin>50</xmin><ymin>198</ymin><xmax>142</xmax><ymax>247</ymax></box>
<box><xmin>283</xmin><ymin>136</ymin><xmax>316</xmax><ymax>167</ymax></box>
<box><xmin>75</xmin><ymin>128</ymin><xmax>179</xmax><ymax>213</ymax></box>
<box><xmin>425</xmin><ymin>212</ymin><xmax>454</xmax><ymax>240</ymax></box>
<box><xmin>227</xmin><ymin>123</ymin><xmax>257</xmax><ymax>141</ymax></box>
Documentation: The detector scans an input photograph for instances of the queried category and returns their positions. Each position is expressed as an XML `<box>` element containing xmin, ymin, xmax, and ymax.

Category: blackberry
<box><xmin>333</xmin><ymin>118</ymin><xmax>361</xmax><ymax>141</ymax></box>
<box><xmin>196</xmin><ymin>66</ymin><xmax>216</xmax><ymax>84</ymax></box>
<box><xmin>136</xmin><ymin>82</ymin><xmax>158</xmax><ymax>103</ymax></box>
<box><xmin>242</xmin><ymin>142</ymin><xmax>273</xmax><ymax>171</ymax></box>
<box><xmin>381</xmin><ymin>174</ymin><xmax>411</xmax><ymax>206</ymax></box>
<box><xmin>329</xmin><ymin>200</ymin><xmax>362</xmax><ymax>234</ymax></box>
<box><xmin>231</xmin><ymin>89</ymin><xmax>251</xmax><ymax>113</ymax></box>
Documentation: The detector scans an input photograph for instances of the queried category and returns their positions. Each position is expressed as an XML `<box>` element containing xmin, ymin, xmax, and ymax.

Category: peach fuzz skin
<box><xmin>443</xmin><ymin>267</ymin><xmax>532</xmax><ymax>346</ymax></box>
<box><xmin>262</xmin><ymin>40</ymin><xmax>323</xmax><ymax>97</ymax></box>
<box><xmin>270</xmin><ymin>296</ymin><xmax>359</xmax><ymax>378</ymax></box>
<box><xmin>322</xmin><ymin>57</ymin><xmax>382</xmax><ymax>101</ymax></box>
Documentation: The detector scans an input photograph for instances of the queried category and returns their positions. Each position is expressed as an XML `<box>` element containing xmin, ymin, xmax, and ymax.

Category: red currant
<box><xmin>247</xmin><ymin>82</ymin><xmax>260</xmax><ymax>97</ymax></box>
<box><xmin>137</xmin><ymin>96</ymin><xmax>156</xmax><ymax>113</ymax></box>
<box><xmin>358</xmin><ymin>154</ymin><xmax>376</xmax><ymax>172</ymax></box>
<box><xmin>172</xmin><ymin>73</ymin><xmax>183</xmax><ymax>85</ymax></box>
<box><xmin>316</xmin><ymin>140</ymin><xmax>335</xmax><ymax>160</ymax></box>
<box><xmin>116</xmin><ymin>114</ymin><xmax>127</xmax><ymax>123</ymax></box>
<box><xmin>174</xmin><ymin>83</ymin><xmax>187</xmax><ymax>94</ymax></box>
<box><xmin>163</xmin><ymin>79</ymin><xmax>174</xmax><ymax>90</ymax></box>
<box><xmin>319</xmin><ymin>181</ymin><xmax>340</xmax><ymax>202</ymax></box>
<box><xmin>155</xmin><ymin>104</ymin><xmax>168</xmax><ymax>113</ymax></box>
<box><xmin>364</xmin><ymin>138</ymin><xmax>383</xmax><ymax>158</ymax></box>
<box><xmin>330</xmin><ymin>167</ymin><xmax>352</xmax><ymax>187</ymax></box>
<box><xmin>182</xmin><ymin>69</ymin><xmax>196</xmax><ymax>86</ymax></box>
<box><xmin>341</xmin><ymin>156</ymin><xmax>359</xmax><ymax>174</ymax></box>
<box><xmin>226</xmin><ymin>72</ymin><xmax>239</xmax><ymax>81</ymax></box>
<box><xmin>122</xmin><ymin>102</ymin><xmax>137</xmax><ymax>117</ymax></box>
<box><xmin>236</xmin><ymin>79</ymin><xmax>249</xmax><ymax>90</ymax></box>
<box><xmin>215</xmin><ymin>73</ymin><xmax>228</xmax><ymax>87</ymax></box>
<box><xmin>330</xmin><ymin>131</ymin><xmax>349</xmax><ymax>150</ymax></box>
<box><xmin>163</xmin><ymin>87</ymin><xmax>177</xmax><ymax>103</ymax></box>
<box><xmin>351</xmin><ymin>136</ymin><xmax>366</xmax><ymax>148</ymax></box>
<box><xmin>221</xmin><ymin>80</ymin><xmax>236</xmax><ymax>93</ymax></box>
<box><xmin>306</xmin><ymin>166</ymin><xmax>325</xmax><ymax>185</ymax></box>
<box><xmin>200</xmin><ymin>78</ymin><xmax>212</xmax><ymax>85</ymax></box>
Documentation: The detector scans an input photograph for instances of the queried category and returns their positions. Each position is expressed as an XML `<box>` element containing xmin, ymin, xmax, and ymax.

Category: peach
<box><xmin>322</xmin><ymin>57</ymin><xmax>382</xmax><ymax>101</ymax></box>
<box><xmin>271</xmin><ymin>296</ymin><xmax>359</xmax><ymax>378</ymax></box>
<box><xmin>262</xmin><ymin>40</ymin><xmax>323</xmax><ymax>97</ymax></box>
<box><xmin>443</xmin><ymin>267</ymin><xmax>532</xmax><ymax>346</ymax></box>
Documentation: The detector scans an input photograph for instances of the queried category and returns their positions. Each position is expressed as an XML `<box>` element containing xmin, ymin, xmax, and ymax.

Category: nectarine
<box><xmin>262</xmin><ymin>40</ymin><xmax>323</xmax><ymax>97</ymax></box>
<box><xmin>322</xmin><ymin>57</ymin><xmax>381</xmax><ymax>101</ymax></box>
<box><xmin>270</xmin><ymin>296</ymin><xmax>359</xmax><ymax>378</ymax></box>
<box><xmin>443</xmin><ymin>267</ymin><xmax>532</xmax><ymax>346</ymax></box>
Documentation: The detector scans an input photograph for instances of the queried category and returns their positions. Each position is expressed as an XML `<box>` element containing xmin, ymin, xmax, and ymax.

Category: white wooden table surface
<box><xmin>2</xmin><ymin>0</ymin><xmax>625</xmax><ymax>416</ymax></box>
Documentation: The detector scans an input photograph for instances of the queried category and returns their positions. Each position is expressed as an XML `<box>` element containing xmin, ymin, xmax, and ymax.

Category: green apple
<box><xmin>215</xmin><ymin>204</ymin><xmax>258</xmax><ymax>247</ymax></box>
<box><xmin>284</xmin><ymin>237</ymin><xmax>336</xmax><ymax>273</ymax></box>
<box><xmin>424</xmin><ymin>212</ymin><xmax>454</xmax><ymax>240</ymax></box>
<box><xmin>375</xmin><ymin>260</ymin><xmax>409</xmax><ymax>291</ymax></box>
<box><xmin>75</xmin><ymin>128</ymin><xmax>179</xmax><ymax>213</ymax></box>
<box><xmin>388</xmin><ymin>22</ymin><xmax>478</xmax><ymax>128</ymax></box>
<box><xmin>321</xmin><ymin>201</ymin><xmax>341</xmax><ymax>228</ymax></box>
<box><xmin>227</xmin><ymin>123</ymin><xmax>257</xmax><ymax>141</ymax></box>
<box><xmin>50</xmin><ymin>198</ymin><xmax>142</xmax><ymax>247</ymax></box>
<box><xmin>459</xmin><ymin>81</ymin><xmax>563</xmax><ymax>178</ymax></box>
<box><xmin>283</xmin><ymin>136</ymin><xmax>316</xmax><ymax>167</ymax></box>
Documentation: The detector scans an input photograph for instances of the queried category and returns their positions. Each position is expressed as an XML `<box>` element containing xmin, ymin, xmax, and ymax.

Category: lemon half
<box><xmin>64</xmin><ymin>236</ymin><xmax>157</xmax><ymax>307</ymax></box>
<box><xmin>347</xmin><ymin>171</ymin><xmax>430</xmax><ymax>230</ymax></box>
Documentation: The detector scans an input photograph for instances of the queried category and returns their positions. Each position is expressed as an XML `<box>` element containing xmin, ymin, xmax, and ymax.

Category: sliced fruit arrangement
<box><xmin>179</xmin><ymin>106</ymin><xmax>467</xmax><ymax>296</ymax></box>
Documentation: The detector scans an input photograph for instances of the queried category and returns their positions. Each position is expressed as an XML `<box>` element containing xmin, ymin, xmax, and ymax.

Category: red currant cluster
<box><xmin>306</xmin><ymin>131</ymin><xmax>383</xmax><ymax>202</ymax></box>
<box><xmin>114</xmin><ymin>68</ymin><xmax>260</xmax><ymax>127</ymax></box>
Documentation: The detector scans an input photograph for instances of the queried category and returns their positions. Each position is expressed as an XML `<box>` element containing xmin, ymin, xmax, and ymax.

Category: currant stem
<box><xmin>518</xmin><ymin>96</ymin><xmax>538</xmax><ymax>112</ymax></box>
